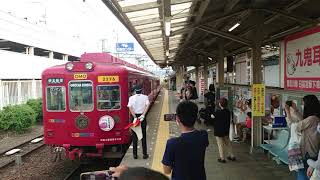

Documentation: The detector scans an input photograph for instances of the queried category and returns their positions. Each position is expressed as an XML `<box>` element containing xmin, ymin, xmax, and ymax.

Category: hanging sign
<box><xmin>284</xmin><ymin>27</ymin><xmax>320</xmax><ymax>92</ymax></box>
<box><xmin>252</xmin><ymin>84</ymin><xmax>265</xmax><ymax>116</ymax></box>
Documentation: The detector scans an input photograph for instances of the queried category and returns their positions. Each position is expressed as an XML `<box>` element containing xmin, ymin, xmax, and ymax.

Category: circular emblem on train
<box><xmin>99</xmin><ymin>115</ymin><xmax>115</xmax><ymax>131</ymax></box>
<box><xmin>75</xmin><ymin>114</ymin><xmax>89</xmax><ymax>130</ymax></box>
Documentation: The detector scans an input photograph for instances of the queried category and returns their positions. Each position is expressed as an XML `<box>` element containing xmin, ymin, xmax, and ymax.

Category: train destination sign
<box><xmin>284</xmin><ymin>26</ymin><xmax>320</xmax><ymax>92</ymax></box>
<box><xmin>47</xmin><ymin>78</ymin><xmax>64</xmax><ymax>84</ymax></box>
<box><xmin>98</xmin><ymin>76</ymin><xmax>119</xmax><ymax>83</ymax></box>
<box><xmin>74</xmin><ymin>73</ymin><xmax>87</xmax><ymax>79</ymax></box>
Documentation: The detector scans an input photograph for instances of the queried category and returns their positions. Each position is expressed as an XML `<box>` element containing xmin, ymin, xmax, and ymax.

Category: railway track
<box><xmin>63</xmin><ymin>165</ymin><xmax>82</xmax><ymax>180</ymax></box>
<box><xmin>0</xmin><ymin>135</ymin><xmax>45</xmax><ymax>169</ymax></box>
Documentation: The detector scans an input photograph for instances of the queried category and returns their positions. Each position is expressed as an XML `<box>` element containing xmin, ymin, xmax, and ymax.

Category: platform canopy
<box><xmin>103</xmin><ymin>0</ymin><xmax>320</xmax><ymax>67</ymax></box>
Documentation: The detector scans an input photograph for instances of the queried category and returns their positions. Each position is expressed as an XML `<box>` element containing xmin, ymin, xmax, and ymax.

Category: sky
<box><xmin>0</xmin><ymin>0</ymin><xmax>158</xmax><ymax>67</ymax></box>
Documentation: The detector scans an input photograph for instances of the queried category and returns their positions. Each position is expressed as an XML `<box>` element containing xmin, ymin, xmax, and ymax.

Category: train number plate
<box><xmin>74</xmin><ymin>73</ymin><xmax>87</xmax><ymax>79</ymax></box>
<box><xmin>98</xmin><ymin>76</ymin><xmax>119</xmax><ymax>83</ymax></box>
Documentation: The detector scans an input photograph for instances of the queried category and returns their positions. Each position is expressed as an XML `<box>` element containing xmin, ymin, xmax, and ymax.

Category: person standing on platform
<box><xmin>189</xmin><ymin>80</ymin><xmax>198</xmax><ymax>102</ymax></box>
<box><xmin>127</xmin><ymin>85</ymin><xmax>150</xmax><ymax>159</ymax></box>
<box><xmin>285</xmin><ymin>95</ymin><xmax>320</xmax><ymax>180</ymax></box>
<box><xmin>212</xmin><ymin>98</ymin><xmax>236</xmax><ymax>163</ymax></box>
<box><xmin>162</xmin><ymin>101</ymin><xmax>209</xmax><ymax>180</ymax></box>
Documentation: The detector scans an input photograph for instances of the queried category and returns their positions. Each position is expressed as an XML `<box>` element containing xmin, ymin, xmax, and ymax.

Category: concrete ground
<box><xmin>121</xmin><ymin>90</ymin><xmax>295</xmax><ymax>180</ymax></box>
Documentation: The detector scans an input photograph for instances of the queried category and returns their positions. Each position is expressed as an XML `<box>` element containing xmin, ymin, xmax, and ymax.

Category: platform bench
<box><xmin>260</xmin><ymin>129</ymin><xmax>290</xmax><ymax>165</ymax></box>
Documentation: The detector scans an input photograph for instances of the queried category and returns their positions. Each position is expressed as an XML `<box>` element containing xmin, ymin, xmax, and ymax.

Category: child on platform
<box><xmin>241</xmin><ymin>112</ymin><xmax>252</xmax><ymax>142</ymax></box>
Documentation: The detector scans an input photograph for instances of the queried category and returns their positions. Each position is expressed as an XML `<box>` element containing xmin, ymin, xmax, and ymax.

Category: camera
<box><xmin>286</xmin><ymin>100</ymin><xmax>293</xmax><ymax>107</ymax></box>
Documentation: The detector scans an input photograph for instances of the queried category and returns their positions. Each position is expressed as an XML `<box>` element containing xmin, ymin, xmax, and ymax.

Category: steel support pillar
<box><xmin>176</xmin><ymin>66</ymin><xmax>184</xmax><ymax>93</ymax></box>
<box><xmin>195</xmin><ymin>66</ymin><xmax>199</xmax><ymax>87</ymax></box>
<box><xmin>203</xmin><ymin>65</ymin><xmax>208</xmax><ymax>89</ymax></box>
<box><xmin>217</xmin><ymin>41</ymin><xmax>225</xmax><ymax>87</ymax></box>
<box><xmin>251</xmin><ymin>28</ymin><xmax>263</xmax><ymax>151</ymax></box>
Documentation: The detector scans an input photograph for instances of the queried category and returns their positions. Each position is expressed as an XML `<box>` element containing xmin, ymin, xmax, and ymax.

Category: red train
<box><xmin>42</xmin><ymin>53</ymin><xmax>160</xmax><ymax>160</ymax></box>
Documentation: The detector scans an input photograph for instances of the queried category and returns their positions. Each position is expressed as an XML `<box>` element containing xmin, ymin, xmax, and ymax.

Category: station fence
<box><xmin>0</xmin><ymin>79</ymin><xmax>42</xmax><ymax>110</ymax></box>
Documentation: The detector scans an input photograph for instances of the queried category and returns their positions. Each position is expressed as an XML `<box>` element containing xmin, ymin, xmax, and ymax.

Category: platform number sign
<box><xmin>116</xmin><ymin>43</ymin><xmax>134</xmax><ymax>52</ymax></box>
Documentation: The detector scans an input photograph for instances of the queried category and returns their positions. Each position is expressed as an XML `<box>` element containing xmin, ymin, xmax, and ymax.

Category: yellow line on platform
<box><xmin>151</xmin><ymin>90</ymin><xmax>169</xmax><ymax>172</ymax></box>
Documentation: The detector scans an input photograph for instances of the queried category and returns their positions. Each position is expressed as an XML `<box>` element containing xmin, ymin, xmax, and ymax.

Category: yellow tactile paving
<box><xmin>151</xmin><ymin>90</ymin><xmax>169</xmax><ymax>172</ymax></box>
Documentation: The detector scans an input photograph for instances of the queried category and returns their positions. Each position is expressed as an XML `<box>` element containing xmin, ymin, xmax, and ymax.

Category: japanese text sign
<box><xmin>252</xmin><ymin>84</ymin><xmax>265</xmax><ymax>117</ymax></box>
<box><xmin>284</xmin><ymin>27</ymin><xmax>320</xmax><ymax>92</ymax></box>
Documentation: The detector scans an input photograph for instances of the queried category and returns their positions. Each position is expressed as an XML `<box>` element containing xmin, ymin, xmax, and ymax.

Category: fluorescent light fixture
<box><xmin>165</xmin><ymin>17</ymin><xmax>171</xmax><ymax>36</ymax></box>
<box><xmin>228</xmin><ymin>22</ymin><xmax>240</xmax><ymax>32</ymax></box>
<box><xmin>166</xmin><ymin>60</ymin><xmax>169</xmax><ymax>64</ymax></box>
<box><xmin>166</xmin><ymin>50</ymin><xmax>169</xmax><ymax>56</ymax></box>
<box><xmin>208</xmin><ymin>57</ymin><xmax>213</xmax><ymax>61</ymax></box>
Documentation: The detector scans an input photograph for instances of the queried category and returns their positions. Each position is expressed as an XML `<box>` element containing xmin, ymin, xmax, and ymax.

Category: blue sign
<box><xmin>116</xmin><ymin>43</ymin><xmax>134</xmax><ymax>52</ymax></box>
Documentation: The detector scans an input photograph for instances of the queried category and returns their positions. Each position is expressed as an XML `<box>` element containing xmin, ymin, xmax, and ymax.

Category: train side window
<box><xmin>97</xmin><ymin>85</ymin><xmax>121</xmax><ymax>110</ymax></box>
<box><xmin>46</xmin><ymin>86</ymin><xmax>66</xmax><ymax>111</ymax></box>
<box><xmin>69</xmin><ymin>81</ymin><xmax>94</xmax><ymax>112</ymax></box>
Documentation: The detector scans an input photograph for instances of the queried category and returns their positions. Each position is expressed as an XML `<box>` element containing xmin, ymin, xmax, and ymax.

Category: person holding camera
<box><xmin>162</xmin><ymin>101</ymin><xmax>209</xmax><ymax>180</ymax></box>
<box><xmin>127</xmin><ymin>85</ymin><xmax>150</xmax><ymax>159</ymax></box>
<box><xmin>285</xmin><ymin>95</ymin><xmax>320</xmax><ymax>180</ymax></box>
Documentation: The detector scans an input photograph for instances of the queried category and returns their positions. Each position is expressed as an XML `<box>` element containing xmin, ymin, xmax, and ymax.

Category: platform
<box><xmin>120</xmin><ymin>89</ymin><xmax>295</xmax><ymax>180</ymax></box>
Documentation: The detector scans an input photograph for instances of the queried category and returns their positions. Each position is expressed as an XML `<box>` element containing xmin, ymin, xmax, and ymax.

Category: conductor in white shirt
<box><xmin>127</xmin><ymin>85</ymin><xmax>150</xmax><ymax>159</ymax></box>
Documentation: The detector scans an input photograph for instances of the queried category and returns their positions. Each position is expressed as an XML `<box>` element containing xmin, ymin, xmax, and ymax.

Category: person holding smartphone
<box><xmin>162</xmin><ymin>101</ymin><xmax>209</xmax><ymax>180</ymax></box>
<box><xmin>285</xmin><ymin>95</ymin><xmax>320</xmax><ymax>180</ymax></box>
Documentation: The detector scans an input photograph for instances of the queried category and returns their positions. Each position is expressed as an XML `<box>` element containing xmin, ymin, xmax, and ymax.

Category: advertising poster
<box><xmin>284</xmin><ymin>27</ymin><xmax>320</xmax><ymax>92</ymax></box>
<box><xmin>252</xmin><ymin>84</ymin><xmax>265</xmax><ymax>116</ymax></box>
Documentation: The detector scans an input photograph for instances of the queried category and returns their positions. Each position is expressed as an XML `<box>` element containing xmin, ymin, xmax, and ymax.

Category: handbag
<box><xmin>288</xmin><ymin>123</ymin><xmax>304</xmax><ymax>171</ymax></box>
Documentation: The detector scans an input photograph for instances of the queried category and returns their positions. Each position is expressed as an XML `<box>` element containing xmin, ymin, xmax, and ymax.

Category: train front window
<box><xmin>69</xmin><ymin>81</ymin><xmax>93</xmax><ymax>112</ymax></box>
<box><xmin>46</xmin><ymin>86</ymin><xmax>66</xmax><ymax>111</ymax></box>
<box><xmin>97</xmin><ymin>85</ymin><xmax>120</xmax><ymax>110</ymax></box>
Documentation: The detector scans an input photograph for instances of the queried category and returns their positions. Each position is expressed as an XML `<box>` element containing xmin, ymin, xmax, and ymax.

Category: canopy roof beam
<box><xmin>197</xmin><ymin>26</ymin><xmax>252</xmax><ymax>46</ymax></box>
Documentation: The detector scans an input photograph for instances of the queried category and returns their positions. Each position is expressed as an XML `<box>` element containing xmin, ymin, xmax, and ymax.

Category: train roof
<box><xmin>42</xmin><ymin>59</ymin><xmax>157</xmax><ymax>79</ymax></box>
<box><xmin>80</xmin><ymin>53</ymin><xmax>152</xmax><ymax>74</ymax></box>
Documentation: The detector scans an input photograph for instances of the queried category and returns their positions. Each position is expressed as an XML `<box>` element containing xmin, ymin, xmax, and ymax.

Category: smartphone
<box><xmin>286</xmin><ymin>100</ymin><xmax>293</xmax><ymax>107</ymax></box>
<box><xmin>164</xmin><ymin>114</ymin><xmax>176</xmax><ymax>121</ymax></box>
<box><xmin>80</xmin><ymin>170</ymin><xmax>114</xmax><ymax>180</ymax></box>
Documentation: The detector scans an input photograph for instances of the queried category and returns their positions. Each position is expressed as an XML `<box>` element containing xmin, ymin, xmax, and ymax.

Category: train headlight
<box><xmin>99</xmin><ymin>115</ymin><xmax>115</xmax><ymax>132</ymax></box>
<box><xmin>85</xmin><ymin>62</ymin><xmax>93</xmax><ymax>70</ymax></box>
<box><xmin>66</xmin><ymin>63</ymin><xmax>74</xmax><ymax>71</ymax></box>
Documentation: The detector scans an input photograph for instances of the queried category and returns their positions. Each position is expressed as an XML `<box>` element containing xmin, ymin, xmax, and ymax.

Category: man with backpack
<box><xmin>162</xmin><ymin>101</ymin><xmax>209</xmax><ymax>180</ymax></box>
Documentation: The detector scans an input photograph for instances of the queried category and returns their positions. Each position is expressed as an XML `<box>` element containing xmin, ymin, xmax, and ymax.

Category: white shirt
<box><xmin>127</xmin><ymin>94</ymin><xmax>150</xmax><ymax>114</ymax></box>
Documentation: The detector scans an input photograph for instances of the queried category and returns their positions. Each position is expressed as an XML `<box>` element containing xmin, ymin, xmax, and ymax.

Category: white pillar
<box><xmin>0</xmin><ymin>80</ymin><xmax>3</xmax><ymax>110</ymax></box>
<box><xmin>28</xmin><ymin>47</ymin><xmax>34</xmax><ymax>55</ymax></box>
<box><xmin>31</xmin><ymin>79</ymin><xmax>37</xmax><ymax>99</ymax></box>
<box><xmin>63</xmin><ymin>54</ymin><xmax>69</xmax><ymax>61</ymax></box>
<box><xmin>25</xmin><ymin>47</ymin><xmax>29</xmax><ymax>54</ymax></box>
<box><xmin>17</xmin><ymin>80</ymin><xmax>22</xmax><ymax>104</ymax></box>
<box><xmin>49</xmin><ymin>51</ymin><xmax>54</xmax><ymax>59</ymax></box>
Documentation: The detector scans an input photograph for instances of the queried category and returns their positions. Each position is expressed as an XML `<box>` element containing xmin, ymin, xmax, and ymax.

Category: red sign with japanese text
<box><xmin>284</xmin><ymin>26</ymin><xmax>320</xmax><ymax>92</ymax></box>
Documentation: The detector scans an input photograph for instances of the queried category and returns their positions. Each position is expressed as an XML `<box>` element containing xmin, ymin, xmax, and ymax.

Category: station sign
<box><xmin>252</xmin><ymin>84</ymin><xmax>265</xmax><ymax>117</ymax></box>
<box><xmin>116</xmin><ymin>43</ymin><xmax>134</xmax><ymax>52</ymax></box>
<box><xmin>284</xmin><ymin>26</ymin><xmax>320</xmax><ymax>92</ymax></box>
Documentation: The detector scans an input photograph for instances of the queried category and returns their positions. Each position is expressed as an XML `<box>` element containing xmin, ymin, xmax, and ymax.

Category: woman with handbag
<box><xmin>285</xmin><ymin>95</ymin><xmax>320</xmax><ymax>180</ymax></box>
